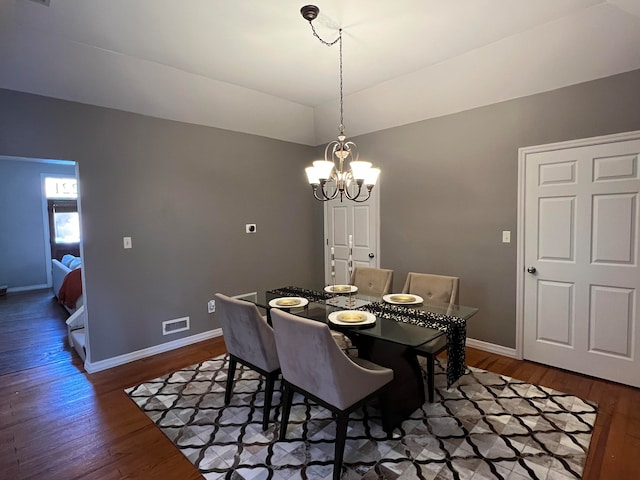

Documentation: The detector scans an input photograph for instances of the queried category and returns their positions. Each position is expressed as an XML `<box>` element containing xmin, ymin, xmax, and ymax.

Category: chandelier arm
<box><xmin>343</xmin><ymin>141</ymin><xmax>358</xmax><ymax>162</ymax></box>
<box><xmin>343</xmin><ymin>179</ymin><xmax>364</xmax><ymax>201</ymax></box>
<box><xmin>318</xmin><ymin>179</ymin><xmax>339</xmax><ymax>201</ymax></box>
<box><xmin>325</xmin><ymin>140</ymin><xmax>339</xmax><ymax>160</ymax></box>
<box><xmin>312</xmin><ymin>186</ymin><xmax>330</xmax><ymax>202</ymax></box>
<box><xmin>348</xmin><ymin>185</ymin><xmax>373</xmax><ymax>203</ymax></box>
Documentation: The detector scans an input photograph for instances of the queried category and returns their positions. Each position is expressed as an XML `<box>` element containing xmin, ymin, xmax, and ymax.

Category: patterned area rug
<box><xmin>125</xmin><ymin>354</ymin><xmax>597</xmax><ymax>480</ymax></box>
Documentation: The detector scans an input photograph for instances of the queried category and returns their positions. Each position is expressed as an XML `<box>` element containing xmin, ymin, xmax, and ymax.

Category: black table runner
<box><xmin>356</xmin><ymin>302</ymin><xmax>466</xmax><ymax>388</ymax></box>
<box><xmin>267</xmin><ymin>286</ymin><xmax>335</xmax><ymax>303</ymax></box>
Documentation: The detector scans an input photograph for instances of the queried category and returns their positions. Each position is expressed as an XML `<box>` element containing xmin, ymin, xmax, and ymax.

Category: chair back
<box><xmin>215</xmin><ymin>293</ymin><xmax>279</xmax><ymax>372</ymax></box>
<box><xmin>350</xmin><ymin>267</ymin><xmax>393</xmax><ymax>297</ymax></box>
<box><xmin>402</xmin><ymin>272</ymin><xmax>459</xmax><ymax>306</ymax></box>
<box><xmin>271</xmin><ymin>308</ymin><xmax>391</xmax><ymax>410</ymax></box>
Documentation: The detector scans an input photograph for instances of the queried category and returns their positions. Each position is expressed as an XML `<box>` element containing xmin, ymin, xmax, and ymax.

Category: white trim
<box><xmin>466</xmin><ymin>337</ymin><xmax>517</xmax><ymax>358</ymax></box>
<box><xmin>8</xmin><ymin>283</ymin><xmax>49</xmax><ymax>293</ymax></box>
<box><xmin>83</xmin><ymin>328</ymin><xmax>223</xmax><ymax>373</ymax></box>
<box><xmin>40</xmin><ymin>173</ymin><xmax>53</xmax><ymax>288</ymax></box>
<box><xmin>515</xmin><ymin>129</ymin><xmax>640</xmax><ymax>361</ymax></box>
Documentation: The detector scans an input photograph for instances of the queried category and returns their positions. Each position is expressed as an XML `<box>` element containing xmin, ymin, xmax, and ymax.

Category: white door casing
<box><xmin>517</xmin><ymin>130</ymin><xmax>640</xmax><ymax>388</ymax></box>
<box><xmin>324</xmin><ymin>187</ymin><xmax>380</xmax><ymax>285</ymax></box>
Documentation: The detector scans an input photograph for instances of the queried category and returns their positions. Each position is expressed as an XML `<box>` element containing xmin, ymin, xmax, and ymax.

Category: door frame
<box><xmin>515</xmin><ymin>129</ymin><xmax>640</xmax><ymax>360</ymax></box>
<box><xmin>323</xmin><ymin>179</ymin><xmax>381</xmax><ymax>284</ymax></box>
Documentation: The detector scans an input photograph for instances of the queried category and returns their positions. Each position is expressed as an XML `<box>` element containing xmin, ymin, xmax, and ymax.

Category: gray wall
<box><xmin>0</xmin><ymin>89</ymin><xmax>325</xmax><ymax>362</ymax></box>
<box><xmin>354</xmin><ymin>69</ymin><xmax>640</xmax><ymax>348</ymax></box>
<box><xmin>1</xmin><ymin>69</ymin><xmax>639</xmax><ymax>361</ymax></box>
<box><xmin>0</xmin><ymin>158</ymin><xmax>76</xmax><ymax>289</ymax></box>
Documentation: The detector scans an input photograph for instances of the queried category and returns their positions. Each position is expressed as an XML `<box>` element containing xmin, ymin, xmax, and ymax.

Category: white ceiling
<box><xmin>1</xmin><ymin>0</ymin><xmax>639</xmax><ymax>145</ymax></box>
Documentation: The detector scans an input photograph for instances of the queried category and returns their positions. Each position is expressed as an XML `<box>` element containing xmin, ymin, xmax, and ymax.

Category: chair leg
<box><xmin>378</xmin><ymin>392</ymin><xmax>394</xmax><ymax>438</ymax></box>
<box><xmin>279</xmin><ymin>383</ymin><xmax>293</xmax><ymax>441</ymax></box>
<box><xmin>427</xmin><ymin>354</ymin><xmax>435</xmax><ymax>403</ymax></box>
<box><xmin>262</xmin><ymin>372</ymin><xmax>276</xmax><ymax>430</ymax></box>
<box><xmin>225</xmin><ymin>356</ymin><xmax>237</xmax><ymax>405</ymax></box>
<box><xmin>333</xmin><ymin>411</ymin><xmax>349</xmax><ymax>480</ymax></box>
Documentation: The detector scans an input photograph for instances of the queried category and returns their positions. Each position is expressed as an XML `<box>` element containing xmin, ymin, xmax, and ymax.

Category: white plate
<box><xmin>383</xmin><ymin>293</ymin><xmax>424</xmax><ymax>305</ymax></box>
<box><xmin>324</xmin><ymin>285</ymin><xmax>358</xmax><ymax>294</ymax></box>
<box><xmin>268</xmin><ymin>297</ymin><xmax>309</xmax><ymax>308</ymax></box>
<box><xmin>328</xmin><ymin>310</ymin><xmax>376</xmax><ymax>326</ymax></box>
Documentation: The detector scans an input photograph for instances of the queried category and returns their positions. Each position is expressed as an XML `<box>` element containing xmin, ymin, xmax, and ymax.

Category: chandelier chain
<box><xmin>339</xmin><ymin>31</ymin><xmax>344</xmax><ymax>134</ymax></box>
<box><xmin>306</xmin><ymin>20</ymin><xmax>344</xmax><ymax>134</ymax></box>
<box><xmin>307</xmin><ymin>20</ymin><xmax>340</xmax><ymax>47</ymax></box>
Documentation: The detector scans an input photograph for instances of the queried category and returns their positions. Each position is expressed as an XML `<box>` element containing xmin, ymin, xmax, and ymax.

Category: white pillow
<box><xmin>68</xmin><ymin>257</ymin><xmax>82</xmax><ymax>270</ymax></box>
<box><xmin>61</xmin><ymin>254</ymin><xmax>76</xmax><ymax>268</ymax></box>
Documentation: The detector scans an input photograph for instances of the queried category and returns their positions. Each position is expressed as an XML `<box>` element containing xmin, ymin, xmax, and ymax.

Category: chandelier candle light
<box><xmin>301</xmin><ymin>5</ymin><xmax>380</xmax><ymax>202</ymax></box>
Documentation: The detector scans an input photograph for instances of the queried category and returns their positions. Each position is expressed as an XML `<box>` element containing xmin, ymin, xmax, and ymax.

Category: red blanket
<box><xmin>58</xmin><ymin>268</ymin><xmax>82</xmax><ymax>309</ymax></box>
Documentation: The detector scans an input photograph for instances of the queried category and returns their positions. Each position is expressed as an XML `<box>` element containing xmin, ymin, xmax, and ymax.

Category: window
<box><xmin>53</xmin><ymin>210</ymin><xmax>80</xmax><ymax>243</ymax></box>
<box><xmin>45</xmin><ymin>177</ymin><xmax>77</xmax><ymax>199</ymax></box>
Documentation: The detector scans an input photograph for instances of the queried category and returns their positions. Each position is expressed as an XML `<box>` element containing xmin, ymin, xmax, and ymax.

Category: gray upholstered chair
<box><xmin>271</xmin><ymin>308</ymin><xmax>393</xmax><ymax>480</ymax></box>
<box><xmin>335</xmin><ymin>266</ymin><xmax>393</xmax><ymax>352</ymax></box>
<box><xmin>402</xmin><ymin>272</ymin><xmax>459</xmax><ymax>306</ymax></box>
<box><xmin>215</xmin><ymin>293</ymin><xmax>280</xmax><ymax>430</ymax></box>
<box><xmin>402</xmin><ymin>272</ymin><xmax>459</xmax><ymax>402</ymax></box>
<box><xmin>350</xmin><ymin>266</ymin><xmax>394</xmax><ymax>298</ymax></box>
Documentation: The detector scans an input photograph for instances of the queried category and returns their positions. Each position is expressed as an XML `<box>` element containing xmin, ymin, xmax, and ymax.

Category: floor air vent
<box><xmin>27</xmin><ymin>0</ymin><xmax>51</xmax><ymax>6</ymax></box>
<box><xmin>162</xmin><ymin>317</ymin><xmax>190</xmax><ymax>335</ymax></box>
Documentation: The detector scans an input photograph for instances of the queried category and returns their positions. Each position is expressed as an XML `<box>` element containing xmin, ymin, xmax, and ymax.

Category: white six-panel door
<box><xmin>519</xmin><ymin>132</ymin><xmax>640</xmax><ymax>388</ymax></box>
<box><xmin>324</xmin><ymin>189</ymin><xmax>379</xmax><ymax>285</ymax></box>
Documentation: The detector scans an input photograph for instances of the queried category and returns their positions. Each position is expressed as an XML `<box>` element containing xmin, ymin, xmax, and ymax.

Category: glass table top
<box><xmin>242</xmin><ymin>286</ymin><xmax>479</xmax><ymax>349</ymax></box>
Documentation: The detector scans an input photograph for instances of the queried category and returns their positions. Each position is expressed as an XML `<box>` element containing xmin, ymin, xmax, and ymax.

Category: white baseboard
<box><xmin>7</xmin><ymin>283</ymin><xmax>50</xmax><ymax>293</ymax></box>
<box><xmin>84</xmin><ymin>328</ymin><xmax>223</xmax><ymax>373</ymax></box>
<box><xmin>466</xmin><ymin>337</ymin><xmax>517</xmax><ymax>358</ymax></box>
<box><xmin>82</xmin><ymin>330</ymin><xmax>514</xmax><ymax>373</ymax></box>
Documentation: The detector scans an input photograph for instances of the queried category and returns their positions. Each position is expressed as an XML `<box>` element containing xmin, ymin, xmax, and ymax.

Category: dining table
<box><xmin>243</xmin><ymin>285</ymin><xmax>479</xmax><ymax>434</ymax></box>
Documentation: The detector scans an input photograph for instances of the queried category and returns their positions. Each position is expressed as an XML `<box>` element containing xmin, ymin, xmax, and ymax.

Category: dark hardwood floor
<box><xmin>0</xmin><ymin>290</ymin><xmax>638</xmax><ymax>479</ymax></box>
<box><xmin>0</xmin><ymin>290</ymin><xmax>74</xmax><ymax>375</ymax></box>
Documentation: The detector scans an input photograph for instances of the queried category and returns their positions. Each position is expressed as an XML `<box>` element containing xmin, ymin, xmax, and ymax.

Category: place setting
<box><xmin>268</xmin><ymin>296</ymin><xmax>309</xmax><ymax>309</ymax></box>
<box><xmin>382</xmin><ymin>293</ymin><xmax>424</xmax><ymax>305</ymax></box>
<box><xmin>324</xmin><ymin>284</ymin><xmax>358</xmax><ymax>294</ymax></box>
<box><xmin>328</xmin><ymin>309</ymin><xmax>376</xmax><ymax>329</ymax></box>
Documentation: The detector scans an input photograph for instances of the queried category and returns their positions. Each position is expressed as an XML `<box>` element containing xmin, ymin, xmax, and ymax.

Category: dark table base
<box><xmin>348</xmin><ymin>334</ymin><xmax>425</xmax><ymax>434</ymax></box>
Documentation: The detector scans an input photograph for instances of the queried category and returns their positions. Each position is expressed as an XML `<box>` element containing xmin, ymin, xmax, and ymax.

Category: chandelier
<box><xmin>301</xmin><ymin>5</ymin><xmax>380</xmax><ymax>203</ymax></box>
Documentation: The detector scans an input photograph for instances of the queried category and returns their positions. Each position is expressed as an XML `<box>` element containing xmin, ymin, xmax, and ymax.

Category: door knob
<box><xmin>527</xmin><ymin>267</ymin><xmax>537</xmax><ymax>274</ymax></box>
<box><xmin>368</xmin><ymin>253</ymin><xmax>375</xmax><ymax>258</ymax></box>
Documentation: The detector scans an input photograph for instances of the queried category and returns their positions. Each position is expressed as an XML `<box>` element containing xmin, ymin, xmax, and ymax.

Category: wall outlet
<box><xmin>207</xmin><ymin>299</ymin><xmax>216</xmax><ymax>314</ymax></box>
<box><xmin>245</xmin><ymin>223</ymin><xmax>256</xmax><ymax>234</ymax></box>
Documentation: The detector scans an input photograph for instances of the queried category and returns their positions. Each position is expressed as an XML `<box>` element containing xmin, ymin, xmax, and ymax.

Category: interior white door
<box><xmin>324</xmin><ymin>188</ymin><xmax>379</xmax><ymax>285</ymax></box>
<box><xmin>522</xmin><ymin>135</ymin><xmax>640</xmax><ymax>387</ymax></box>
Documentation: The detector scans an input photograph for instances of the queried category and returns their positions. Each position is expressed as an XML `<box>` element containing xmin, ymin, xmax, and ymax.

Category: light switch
<box><xmin>123</xmin><ymin>236</ymin><xmax>132</xmax><ymax>249</ymax></box>
<box><xmin>502</xmin><ymin>231</ymin><xmax>511</xmax><ymax>243</ymax></box>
